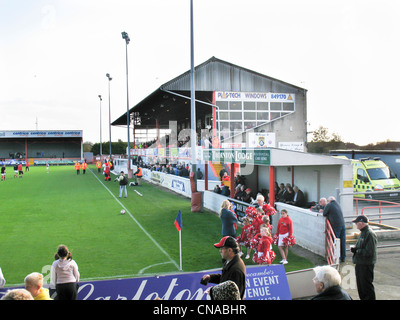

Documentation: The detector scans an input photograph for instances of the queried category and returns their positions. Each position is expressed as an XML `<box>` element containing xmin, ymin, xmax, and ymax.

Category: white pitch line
<box><xmin>89</xmin><ymin>169</ymin><xmax>179</xmax><ymax>271</ymax></box>
<box><xmin>138</xmin><ymin>262</ymin><xmax>175</xmax><ymax>275</ymax></box>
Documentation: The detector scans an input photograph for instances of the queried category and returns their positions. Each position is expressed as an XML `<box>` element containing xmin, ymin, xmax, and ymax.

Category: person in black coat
<box><xmin>277</xmin><ymin>183</ymin><xmax>286</xmax><ymax>202</ymax></box>
<box><xmin>196</xmin><ymin>168</ymin><xmax>203</xmax><ymax>179</ymax></box>
<box><xmin>311</xmin><ymin>266</ymin><xmax>352</xmax><ymax>300</ymax></box>
<box><xmin>178</xmin><ymin>166</ymin><xmax>189</xmax><ymax>177</ymax></box>
<box><xmin>351</xmin><ymin>215</ymin><xmax>377</xmax><ymax>300</ymax></box>
<box><xmin>283</xmin><ymin>185</ymin><xmax>294</xmax><ymax>203</ymax></box>
<box><xmin>323</xmin><ymin>196</ymin><xmax>346</xmax><ymax>262</ymax></box>
<box><xmin>221</xmin><ymin>185</ymin><xmax>230</xmax><ymax>197</ymax></box>
<box><xmin>214</xmin><ymin>184</ymin><xmax>221</xmax><ymax>194</ymax></box>
<box><xmin>201</xmin><ymin>236</ymin><xmax>246</xmax><ymax>299</ymax></box>
<box><xmin>241</xmin><ymin>188</ymin><xmax>253</xmax><ymax>203</ymax></box>
<box><xmin>219</xmin><ymin>168</ymin><xmax>227</xmax><ymax>181</ymax></box>
<box><xmin>288</xmin><ymin>186</ymin><xmax>306</xmax><ymax>207</ymax></box>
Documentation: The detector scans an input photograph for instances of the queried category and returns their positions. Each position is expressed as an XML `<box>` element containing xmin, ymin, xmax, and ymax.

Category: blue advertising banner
<box><xmin>0</xmin><ymin>264</ymin><xmax>291</xmax><ymax>300</ymax></box>
<box><xmin>244</xmin><ymin>264</ymin><xmax>290</xmax><ymax>300</ymax></box>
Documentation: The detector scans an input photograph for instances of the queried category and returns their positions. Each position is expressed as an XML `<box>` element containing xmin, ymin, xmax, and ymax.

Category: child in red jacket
<box><xmin>275</xmin><ymin>209</ymin><xmax>295</xmax><ymax>265</ymax></box>
<box><xmin>248</xmin><ymin>207</ymin><xmax>264</xmax><ymax>256</ymax></box>
<box><xmin>236</xmin><ymin>217</ymin><xmax>252</xmax><ymax>259</ymax></box>
<box><xmin>252</xmin><ymin>207</ymin><xmax>265</xmax><ymax>232</ymax></box>
<box><xmin>253</xmin><ymin>227</ymin><xmax>276</xmax><ymax>265</ymax></box>
<box><xmin>250</xmin><ymin>213</ymin><xmax>273</xmax><ymax>260</ymax></box>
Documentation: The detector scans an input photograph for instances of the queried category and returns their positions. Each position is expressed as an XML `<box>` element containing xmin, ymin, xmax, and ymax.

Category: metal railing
<box><xmin>325</xmin><ymin>219</ymin><xmax>337</xmax><ymax>265</ymax></box>
<box><xmin>353</xmin><ymin>197</ymin><xmax>400</xmax><ymax>224</ymax></box>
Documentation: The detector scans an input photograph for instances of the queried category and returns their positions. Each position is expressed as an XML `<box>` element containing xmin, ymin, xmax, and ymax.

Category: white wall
<box><xmin>275</xmin><ymin>203</ymin><xmax>326</xmax><ymax>257</ymax></box>
<box><xmin>257</xmin><ymin>164</ymin><xmax>334</xmax><ymax>201</ymax></box>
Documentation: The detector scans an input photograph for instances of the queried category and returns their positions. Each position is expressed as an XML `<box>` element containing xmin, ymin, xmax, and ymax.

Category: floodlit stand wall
<box><xmin>0</xmin><ymin>131</ymin><xmax>83</xmax><ymax>160</ymax></box>
<box><xmin>26</xmin><ymin>141</ymin><xmax>81</xmax><ymax>158</ymax></box>
<box><xmin>0</xmin><ymin>142</ymin><xmax>21</xmax><ymax>158</ymax></box>
<box><xmin>0</xmin><ymin>139</ymin><xmax>82</xmax><ymax>159</ymax></box>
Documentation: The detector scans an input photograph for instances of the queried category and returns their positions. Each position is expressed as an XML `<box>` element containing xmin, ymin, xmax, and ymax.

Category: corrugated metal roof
<box><xmin>112</xmin><ymin>56</ymin><xmax>307</xmax><ymax>127</ymax></box>
<box><xmin>161</xmin><ymin>56</ymin><xmax>306</xmax><ymax>93</ymax></box>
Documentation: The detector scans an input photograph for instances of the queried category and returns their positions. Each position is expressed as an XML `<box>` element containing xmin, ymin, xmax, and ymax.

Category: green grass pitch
<box><xmin>0</xmin><ymin>165</ymin><xmax>313</xmax><ymax>286</ymax></box>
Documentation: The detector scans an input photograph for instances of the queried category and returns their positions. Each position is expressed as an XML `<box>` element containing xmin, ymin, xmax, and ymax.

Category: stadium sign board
<box><xmin>0</xmin><ymin>264</ymin><xmax>291</xmax><ymax>300</ymax></box>
<box><xmin>0</xmin><ymin>130</ymin><xmax>83</xmax><ymax>138</ymax></box>
<box><xmin>203</xmin><ymin>148</ymin><xmax>271</xmax><ymax>165</ymax></box>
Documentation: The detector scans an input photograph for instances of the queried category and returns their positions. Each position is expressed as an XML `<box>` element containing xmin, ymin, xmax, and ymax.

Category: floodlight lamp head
<box><xmin>121</xmin><ymin>31</ymin><xmax>130</xmax><ymax>44</ymax></box>
<box><xmin>106</xmin><ymin>73</ymin><xmax>112</xmax><ymax>81</ymax></box>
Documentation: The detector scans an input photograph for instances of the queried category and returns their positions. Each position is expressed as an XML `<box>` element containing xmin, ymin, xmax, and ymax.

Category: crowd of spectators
<box><xmin>134</xmin><ymin>131</ymin><xmax>209</xmax><ymax>150</ymax></box>
<box><xmin>214</xmin><ymin>177</ymin><xmax>310</xmax><ymax>210</ymax></box>
<box><xmin>276</xmin><ymin>183</ymin><xmax>307</xmax><ymax>207</ymax></box>
<box><xmin>133</xmin><ymin>157</ymin><xmax>204</xmax><ymax>179</ymax></box>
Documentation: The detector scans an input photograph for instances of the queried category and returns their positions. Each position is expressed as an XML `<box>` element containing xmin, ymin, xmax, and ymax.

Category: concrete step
<box><xmin>346</xmin><ymin>222</ymin><xmax>400</xmax><ymax>242</ymax></box>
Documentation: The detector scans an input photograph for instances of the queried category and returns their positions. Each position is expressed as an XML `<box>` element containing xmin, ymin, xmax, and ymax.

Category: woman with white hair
<box><xmin>255</xmin><ymin>194</ymin><xmax>265</xmax><ymax>207</ymax></box>
<box><xmin>311</xmin><ymin>266</ymin><xmax>352</xmax><ymax>300</ymax></box>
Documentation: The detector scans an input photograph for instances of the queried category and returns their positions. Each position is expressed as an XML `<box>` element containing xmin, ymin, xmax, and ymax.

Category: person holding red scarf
<box><xmin>236</xmin><ymin>217</ymin><xmax>252</xmax><ymax>258</ymax></box>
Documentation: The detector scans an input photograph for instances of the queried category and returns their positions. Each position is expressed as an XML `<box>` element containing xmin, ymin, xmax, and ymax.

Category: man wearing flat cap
<box><xmin>201</xmin><ymin>236</ymin><xmax>246</xmax><ymax>299</ymax></box>
<box><xmin>351</xmin><ymin>215</ymin><xmax>377</xmax><ymax>300</ymax></box>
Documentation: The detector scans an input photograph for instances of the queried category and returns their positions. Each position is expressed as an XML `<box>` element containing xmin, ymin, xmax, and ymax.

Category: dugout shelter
<box><xmin>0</xmin><ymin>130</ymin><xmax>83</xmax><ymax>165</ymax></box>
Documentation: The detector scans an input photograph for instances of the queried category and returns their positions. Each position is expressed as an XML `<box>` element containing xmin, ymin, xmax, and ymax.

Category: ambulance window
<box><xmin>367</xmin><ymin>167</ymin><xmax>391</xmax><ymax>180</ymax></box>
<box><xmin>357</xmin><ymin>169</ymin><xmax>367</xmax><ymax>180</ymax></box>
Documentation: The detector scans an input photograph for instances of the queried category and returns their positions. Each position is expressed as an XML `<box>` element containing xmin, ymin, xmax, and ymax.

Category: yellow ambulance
<box><xmin>351</xmin><ymin>157</ymin><xmax>400</xmax><ymax>194</ymax></box>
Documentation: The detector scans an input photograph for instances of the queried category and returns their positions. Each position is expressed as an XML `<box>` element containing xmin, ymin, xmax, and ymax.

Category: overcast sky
<box><xmin>1</xmin><ymin>0</ymin><xmax>399</xmax><ymax>146</ymax></box>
